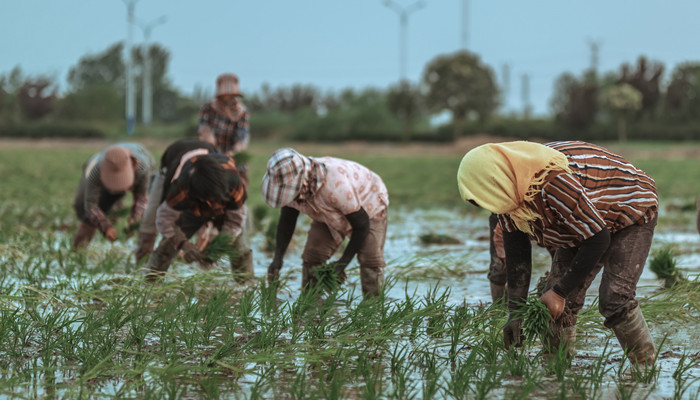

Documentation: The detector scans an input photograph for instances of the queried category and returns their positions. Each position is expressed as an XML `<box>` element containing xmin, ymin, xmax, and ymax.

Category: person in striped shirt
<box><xmin>144</xmin><ymin>153</ymin><xmax>252</xmax><ymax>282</ymax></box>
<box><xmin>72</xmin><ymin>143</ymin><xmax>156</xmax><ymax>249</ymax></box>
<box><xmin>458</xmin><ymin>141</ymin><xmax>658</xmax><ymax>364</ymax></box>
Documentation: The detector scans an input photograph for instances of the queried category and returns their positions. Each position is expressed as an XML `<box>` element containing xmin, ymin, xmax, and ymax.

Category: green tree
<box><xmin>17</xmin><ymin>77</ymin><xmax>57</xmax><ymax>120</ymax></box>
<box><xmin>550</xmin><ymin>70</ymin><xmax>598</xmax><ymax>129</ymax></box>
<box><xmin>600</xmin><ymin>83</ymin><xmax>642</xmax><ymax>142</ymax></box>
<box><xmin>67</xmin><ymin>43</ymin><xmax>125</xmax><ymax>92</ymax></box>
<box><xmin>386</xmin><ymin>80</ymin><xmax>424</xmax><ymax>141</ymax></box>
<box><xmin>618</xmin><ymin>56</ymin><xmax>664</xmax><ymax>120</ymax></box>
<box><xmin>422</xmin><ymin>50</ymin><xmax>499</xmax><ymax>139</ymax></box>
<box><xmin>664</xmin><ymin>62</ymin><xmax>700</xmax><ymax>122</ymax></box>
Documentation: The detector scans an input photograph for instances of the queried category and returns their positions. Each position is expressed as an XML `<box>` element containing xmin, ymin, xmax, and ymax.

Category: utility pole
<box><xmin>588</xmin><ymin>39</ymin><xmax>602</xmax><ymax>75</ymax></box>
<box><xmin>137</xmin><ymin>15</ymin><xmax>167</xmax><ymax>125</ymax></box>
<box><xmin>383</xmin><ymin>0</ymin><xmax>426</xmax><ymax>81</ymax></box>
<box><xmin>461</xmin><ymin>0</ymin><xmax>468</xmax><ymax>50</ymax></box>
<box><xmin>521</xmin><ymin>73</ymin><xmax>531</xmax><ymax>120</ymax></box>
<box><xmin>501</xmin><ymin>63</ymin><xmax>511</xmax><ymax>112</ymax></box>
<box><xmin>123</xmin><ymin>0</ymin><xmax>138</xmax><ymax>135</ymax></box>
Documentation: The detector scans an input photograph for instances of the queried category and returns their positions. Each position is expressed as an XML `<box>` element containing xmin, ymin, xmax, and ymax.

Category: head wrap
<box><xmin>261</xmin><ymin>148</ymin><xmax>326</xmax><ymax>208</ymax></box>
<box><xmin>457</xmin><ymin>141</ymin><xmax>572</xmax><ymax>234</ymax></box>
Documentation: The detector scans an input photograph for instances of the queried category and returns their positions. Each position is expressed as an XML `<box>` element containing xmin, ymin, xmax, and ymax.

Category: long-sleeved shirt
<box><xmin>498</xmin><ymin>141</ymin><xmax>658</xmax><ymax>248</ymax></box>
<box><xmin>82</xmin><ymin>142</ymin><xmax>156</xmax><ymax>233</ymax></box>
<box><xmin>198</xmin><ymin>102</ymin><xmax>250</xmax><ymax>154</ymax></box>
<box><xmin>156</xmin><ymin>153</ymin><xmax>247</xmax><ymax>239</ymax></box>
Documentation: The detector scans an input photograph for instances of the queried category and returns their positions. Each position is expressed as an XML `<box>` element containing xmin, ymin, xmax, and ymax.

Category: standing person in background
<box><xmin>263</xmin><ymin>148</ymin><xmax>389</xmax><ymax>297</ymax></box>
<box><xmin>197</xmin><ymin>73</ymin><xmax>252</xmax><ymax>251</ymax></box>
<box><xmin>458</xmin><ymin>141</ymin><xmax>658</xmax><ymax>364</ymax></box>
<box><xmin>197</xmin><ymin>73</ymin><xmax>250</xmax><ymax>184</ymax></box>
<box><xmin>73</xmin><ymin>143</ymin><xmax>156</xmax><ymax>249</ymax></box>
<box><xmin>133</xmin><ymin>138</ymin><xmax>217</xmax><ymax>262</ymax></box>
<box><xmin>144</xmin><ymin>153</ymin><xmax>252</xmax><ymax>282</ymax></box>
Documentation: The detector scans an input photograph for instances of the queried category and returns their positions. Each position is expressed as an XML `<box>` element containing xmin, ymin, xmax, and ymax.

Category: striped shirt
<box><xmin>83</xmin><ymin>143</ymin><xmax>156</xmax><ymax>232</ymax></box>
<box><xmin>498</xmin><ymin>141</ymin><xmax>658</xmax><ymax>248</ymax></box>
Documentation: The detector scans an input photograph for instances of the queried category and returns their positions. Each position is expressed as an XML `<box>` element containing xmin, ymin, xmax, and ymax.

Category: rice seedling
<box><xmin>311</xmin><ymin>262</ymin><xmax>345</xmax><ymax>294</ymax></box>
<box><xmin>650</xmin><ymin>244</ymin><xmax>687</xmax><ymax>288</ymax></box>
<box><xmin>512</xmin><ymin>295</ymin><xmax>553</xmax><ymax>346</ymax></box>
<box><xmin>202</xmin><ymin>233</ymin><xmax>238</xmax><ymax>264</ymax></box>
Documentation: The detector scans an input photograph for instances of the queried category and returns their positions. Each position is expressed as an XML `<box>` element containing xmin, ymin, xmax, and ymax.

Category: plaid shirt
<box><xmin>83</xmin><ymin>143</ymin><xmax>156</xmax><ymax>233</ymax></box>
<box><xmin>198</xmin><ymin>102</ymin><xmax>250</xmax><ymax>154</ymax></box>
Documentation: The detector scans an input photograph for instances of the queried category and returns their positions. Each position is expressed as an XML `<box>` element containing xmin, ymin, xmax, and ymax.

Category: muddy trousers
<box><xmin>145</xmin><ymin>209</ymin><xmax>253</xmax><ymax>282</ymax></box>
<box><xmin>542</xmin><ymin>217</ymin><xmax>657</xmax><ymax>361</ymax></box>
<box><xmin>301</xmin><ymin>216</ymin><xmax>388</xmax><ymax>297</ymax></box>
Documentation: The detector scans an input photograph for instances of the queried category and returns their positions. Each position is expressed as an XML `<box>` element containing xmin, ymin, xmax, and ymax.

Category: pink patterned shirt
<box><xmin>289</xmin><ymin>157</ymin><xmax>389</xmax><ymax>243</ymax></box>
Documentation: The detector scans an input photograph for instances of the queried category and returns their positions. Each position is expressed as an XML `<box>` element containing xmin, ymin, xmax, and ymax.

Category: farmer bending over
<box><xmin>73</xmin><ymin>143</ymin><xmax>156</xmax><ymax>249</ymax></box>
<box><xmin>145</xmin><ymin>153</ymin><xmax>252</xmax><ymax>282</ymax></box>
<box><xmin>458</xmin><ymin>140</ymin><xmax>658</xmax><ymax>364</ymax></box>
<box><xmin>133</xmin><ymin>138</ymin><xmax>217</xmax><ymax>261</ymax></box>
<box><xmin>263</xmin><ymin>148</ymin><xmax>389</xmax><ymax>297</ymax></box>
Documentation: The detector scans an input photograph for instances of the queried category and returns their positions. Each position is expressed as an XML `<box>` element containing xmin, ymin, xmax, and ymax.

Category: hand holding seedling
<box><xmin>182</xmin><ymin>241</ymin><xmax>205</xmax><ymax>264</ymax></box>
<box><xmin>105</xmin><ymin>227</ymin><xmax>118</xmax><ymax>242</ymax></box>
<box><xmin>267</xmin><ymin>259</ymin><xmax>282</xmax><ymax>283</ymax></box>
<box><xmin>540</xmin><ymin>290</ymin><xmax>565</xmax><ymax>319</ymax></box>
<box><xmin>331</xmin><ymin>260</ymin><xmax>348</xmax><ymax>283</ymax></box>
<box><xmin>503</xmin><ymin>317</ymin><xmax>524</xmax><ymax>348</ymax></box>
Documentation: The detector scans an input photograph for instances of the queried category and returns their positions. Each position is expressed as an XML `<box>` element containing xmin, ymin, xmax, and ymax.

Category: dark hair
<box><xmin>188</xmin><ymin>156</ymin><xmax>229</xmax><ymax>204</ymax></box>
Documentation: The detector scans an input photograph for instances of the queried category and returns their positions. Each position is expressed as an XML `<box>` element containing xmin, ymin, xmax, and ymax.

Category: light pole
<box><xmin>138</xmin><ymin>15</ymin><xmax>167</xmax><ymax>125</ymax></box>
<box><xmin>123</xmin><ymin>0</ymin><xmax>139</xmax><ymax>135</ymax></box>
<box><xmin>383</xmin><ymin>0</ymin><xmax>426</xmax><ymax>81</ymax></box>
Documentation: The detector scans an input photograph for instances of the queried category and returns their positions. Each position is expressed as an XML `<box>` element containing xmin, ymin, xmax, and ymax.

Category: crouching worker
<box><xmin>144</xmin><ymin>153</ymin><xmax>253</xmax><ymax>283</ymax></box>
<box><xmin>262</xmin><ymin>148</ymin><xmax>389</xmax><ymax>297</ymax></box>
<box><xmin>133</xmin><ymin>138</ymin><xmax>217</xmax><ymax>262</ymax></box>
<box><xmin>458</xmin><ymin>141</ymin><xmax>658</xmax><ymax>364</ymax></box>
<box><xmin>73</xmin><ymin>143</ymin><xmax>156</xmax><ymax>249</ymax></box>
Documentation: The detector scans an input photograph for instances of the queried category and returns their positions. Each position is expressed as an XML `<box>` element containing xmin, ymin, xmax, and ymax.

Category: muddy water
<box><xmin>244</xmin><ymin>207</ymin><xmax>700</xmax><ymax>399</ymax></box>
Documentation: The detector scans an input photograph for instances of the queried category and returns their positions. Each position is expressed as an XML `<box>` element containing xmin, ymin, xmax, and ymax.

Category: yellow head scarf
<box><xmin>457</xmin><ymin>141</ymin><xmax>572</xmax><ymax>234</ymax></box>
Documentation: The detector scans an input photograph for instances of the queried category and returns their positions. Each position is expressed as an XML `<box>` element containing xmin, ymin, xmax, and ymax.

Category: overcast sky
<box><xmin>3</xmin><ymin>0</ymin><xmax>699</xmax><ymax>116</ymax></box>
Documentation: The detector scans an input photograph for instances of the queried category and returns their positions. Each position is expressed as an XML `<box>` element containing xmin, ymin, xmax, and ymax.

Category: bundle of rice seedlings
<box><xmin>418</xmin><ymin>232</ymin><xmax>462</xmax><ymax>245</ymax></box>
<box><xmin>202</xmin><ymin>233</ymin><xmax>238</xmax><ymax>264</ymax></box>
<box><xmin>650</xmin><ymin>245</ymin><xmax>685</xmax><ymax>288</ymax></box>
<box><xmin>312</xmin><ymin>263</ymin><xmax>343</xmax><ymax>293</ymax></box>
<box><xmin>515</xmin><ymin>295</ymin><xmax>553</xmax><ymax>345</ymax></box>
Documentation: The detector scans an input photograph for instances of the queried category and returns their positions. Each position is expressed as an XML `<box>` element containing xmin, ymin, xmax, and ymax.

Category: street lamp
<box><xmin>123</xmin><ymin>0</ymin><xmax>138</xmax><ymax>135</ymax></box>
<box><xmin>383</xmin><ymin>0</ymin><xmax>426</xmax><ymax>81</ymax></box>
<box><xmin>137</xmin><ymin>15</ymin><xmax>167</xmax><ymax>125</ymax></box>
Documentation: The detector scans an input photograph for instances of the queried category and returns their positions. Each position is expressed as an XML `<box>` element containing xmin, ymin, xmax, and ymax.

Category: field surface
<box><xmin>1</xmin><ymin>137</ymin><xmax>700</xmax><ymax>399</ymax></box>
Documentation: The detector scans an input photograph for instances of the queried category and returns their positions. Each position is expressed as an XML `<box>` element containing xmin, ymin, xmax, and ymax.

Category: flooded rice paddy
<box><xmin>2</xmin><ymin>207</ymin><xmax>700</xmax><ymax>399</ymax></box>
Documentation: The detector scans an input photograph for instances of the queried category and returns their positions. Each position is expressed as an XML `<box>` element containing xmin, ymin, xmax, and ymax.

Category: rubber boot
<box><xmin>611</xmin><ymin>306</ymin><xmax>656</xmax><ymax>364</ymax></box>
<box><xmin>360</xmin><ymin>264</ymin><xmax>384</xmax><ymax>298</ymax></box>
<box><xmin>490</xmin><ymin>282</ymin><xmax>506</xmax><ymax>303</ymax></box>
<box><xmin>301</xmin><ymin>262</ymin><xmax>320</xmax><ymax>292</ymax></box>
<box><xmin>230</xmin><ymin>236</ymin><xmax>254</xmax><ymax>284</ymax></box>
<box><xmin>145</xmin><ymin>238</ymin><xmax>178</xmax><ymax>282</ymax></box>
<box><xmin>73</xmin><ymin>222</ymin><xmax>96</xmax><ymax>249</ymax></box>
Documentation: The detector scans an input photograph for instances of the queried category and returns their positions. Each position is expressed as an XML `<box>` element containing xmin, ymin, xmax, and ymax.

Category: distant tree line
<box><xmin>2</xmin><ymin>41</ymin><xmax>700</xmax><ymax>142</ymax></box>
